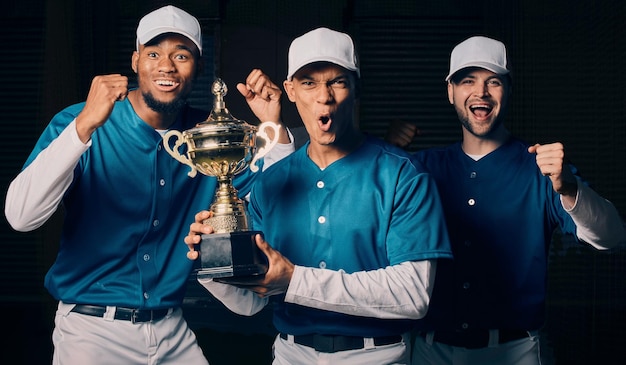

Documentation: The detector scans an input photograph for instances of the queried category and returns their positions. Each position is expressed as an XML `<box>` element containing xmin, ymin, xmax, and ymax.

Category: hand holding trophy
<box><xmin>163</xmin><ymin>78</ymin><xmax>279</xmax><ymax>279</ymax></box>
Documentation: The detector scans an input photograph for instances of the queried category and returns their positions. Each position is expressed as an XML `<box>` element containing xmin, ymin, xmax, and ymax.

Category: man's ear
<box><xmin>447</xmin><ymin>82</ymin><xmax>454</xmax><ymax>105</ymax></box>
<box><xmin>283</xmin><ymin>80</ymin><xmax>296</xmax><ymax>102</ymax></box>
<box><xmin>131</xmin><ymin>51</ymin><xmax>139</xmax><ymax>73</ymax></box>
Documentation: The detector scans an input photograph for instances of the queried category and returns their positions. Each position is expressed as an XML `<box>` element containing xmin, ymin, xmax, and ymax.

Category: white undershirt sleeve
<box><xmin>4</xmin><ymin>119</ymin><xmax>89</xmax><ymax>232</ymax></box>
<box><xmin>243</xmin><ymin>127</ymin><xmax>295</xmax><ymax>203</ymax></box>
<box><xmin>563</xmin><ymin>182</ymin><xmax>626</xmax><ymax>250</ymax></box>
<box><xmin>197</xmin><ymin>277</ymin><xmax>269</xmax><ymax>316</ymax></box>
<box><xmin>285</xmin><ymin>260</ymin><xmax>436</xmax><ymax>320</ymax></box>
<box><xmin>261</xmin><ymin>127</ymin><xmax>295</xmax><ymax>171</ymax></box>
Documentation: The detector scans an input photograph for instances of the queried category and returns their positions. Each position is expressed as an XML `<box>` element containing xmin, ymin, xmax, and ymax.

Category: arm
<box><xmin>237</xmin><ymin>68</ymin><xmax>291</xmax><ymax>145</ymax></box>
<box><xmin>197</xmin><ymin>277</ymin><xmax>269</xmax><ymax>316</ymax></box>
<box><xmin>237</xmin><ymin>69</ymin><xmax>294</xmax><ymax>182</ymax></box>
<box><xmin>286</xmin><ymin>260</ymin><xmax>435</xmax><ymax>320</ymax></box>
<box><xmin>262</xmin><ymin>127</ymin><xmax>295</xmax><ymax>171</ymax></box>
<box><xmin>5</xmin><ymin>120</ymin><xmax>88</xmax><ymax>231</ymax></box>
<box><xmin>529</xmin><ymin>142</ymin><xmax>626</xmax><ymax>249</ymax></box>
<box><xmin>5</xmin><ymin>74</ymin><xmax>129</xmax><ymax>232</ymax></box>
<box><xmin>562</xmin><ymin>182</ymin><xmax>626</xmax><ymax>249</ymax></box>
<box><xmin>190</xmin><ymin>232</ymin><xmax>436</xmax><ymax>319</ymax></box>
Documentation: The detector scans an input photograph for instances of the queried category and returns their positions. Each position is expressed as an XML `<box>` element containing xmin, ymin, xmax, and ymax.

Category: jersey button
<box><xmin>319</xmin><ymin>261</ymin><xmax>327</xmax><ymax>269</ymax></box>
<box><xmin>316</xmin><ymin>181</ymin><xmax>325</xmax><ymax>188</ymax></box>
<box><xmin>318</xmin><ymin>216</ymin><xmax>326</xmax><ymax>224</ymax></box>
<box><xmin>468</xmin><ymin>199</ymin><xmax>475</xmax><ymax>206</ymax></box>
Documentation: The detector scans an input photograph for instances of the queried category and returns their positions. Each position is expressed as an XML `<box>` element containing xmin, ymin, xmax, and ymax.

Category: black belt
<box><xmin>279</xmin><ymin>333</ymin><xmax>402</xmax><ymax>353</ymax></box>
<box><xmin>421</xmin><ymin>329</ymin><xmax>530</xmax><ymax>349</ymax></box>
<box><xmin>70</xmin><ymin>304</ymin><xmax>171</xmax><ymax>323</ymax></box>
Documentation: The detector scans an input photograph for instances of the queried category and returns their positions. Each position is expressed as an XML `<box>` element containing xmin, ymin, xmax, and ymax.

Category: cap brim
<box><xmin>446</xmin><ymin>62</ymin><xmax>509</xmax><ymax>81</ymax></box>
<box><xmin>137</xmin><ymin>27</ymin><xmax>202</xmax><ymax>55</ymax></box>
<box><xmin>287</xmin><ymin>58</ymin><xmax>359</xmax><ymax>80</ymax></box>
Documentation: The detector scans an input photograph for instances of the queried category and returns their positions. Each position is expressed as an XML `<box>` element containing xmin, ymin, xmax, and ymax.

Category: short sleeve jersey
<box><xmin>24</xmin><ymin>98</ymin><xmax>257</xmax><ymax>309</ymax></box>
<box><xmin>248</xmin><ymin>135</ymin><xmax>453</xmax><ymax>337</ymax></box>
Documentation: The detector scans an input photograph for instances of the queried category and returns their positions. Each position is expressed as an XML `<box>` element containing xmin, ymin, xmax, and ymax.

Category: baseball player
<box><xmin>185</xmin><ymin>27</ymin><xmax>453</xmax><ymax>365</ymax></box>
<box><xmin>4</xmin><ymin>5</ymin><xmax>292</xmax><ymax>364</ymax></box>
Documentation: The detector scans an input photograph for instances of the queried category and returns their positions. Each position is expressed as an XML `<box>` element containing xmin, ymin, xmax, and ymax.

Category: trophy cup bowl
<box><xmin>163</xmin><ymin>78</ymin><xmax>280</xmax><ymax>279</ymax></box>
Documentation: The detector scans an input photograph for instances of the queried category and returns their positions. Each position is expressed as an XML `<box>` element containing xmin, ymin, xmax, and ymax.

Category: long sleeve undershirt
<box><xmin>199</xmin><ymin>260</ymin><xmax>436</xmax><ymax>320</ymax></box>
<box><xmin>561</xmin><ymin>182</ymin><xmax>626</xmax><ymax>250</ymax></box>
<box><xmin>5</xmin><ymin>120</ymin><xmax>88</xmax><ymax>231</ymax></box>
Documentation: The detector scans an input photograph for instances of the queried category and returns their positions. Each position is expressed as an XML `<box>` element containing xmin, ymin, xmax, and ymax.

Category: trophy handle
<box><xmin>163</xmin><ymin>130</ymin><xmax>198</xmax><ymax>178</ymax></box>
<box><xmin>249</xmin><ymin>121</ymin><xmax>281</xmax><ymax>173</ymax></box>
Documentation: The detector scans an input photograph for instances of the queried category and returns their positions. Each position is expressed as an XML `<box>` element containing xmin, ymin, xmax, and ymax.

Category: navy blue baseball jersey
<box><xmin>412</xmin><ymin>137</ymin><xmax>578</xmax><ymax>331</ymax></box>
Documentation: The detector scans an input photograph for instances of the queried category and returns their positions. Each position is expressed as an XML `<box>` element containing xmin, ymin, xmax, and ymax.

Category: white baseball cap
<box><xmin>287</xmin><ymin>27</ymin><xmax>360</xmax><ymax>80</ymax></box>
<box><xmin>445</xmin><ymin>36</ymin><xmax>509</xmax><ymax>81</ymax></box>
<box><xmin>136</xmin><ymin>5</ymin><xmax>202</xmax><ymax>56</ymax></box>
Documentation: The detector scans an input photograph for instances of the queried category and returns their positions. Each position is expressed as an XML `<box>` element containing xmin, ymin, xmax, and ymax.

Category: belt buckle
<box><xmin>131</xmin><ymin>309</ymin><xmax>139</xmax><ymax>324</ymax></box>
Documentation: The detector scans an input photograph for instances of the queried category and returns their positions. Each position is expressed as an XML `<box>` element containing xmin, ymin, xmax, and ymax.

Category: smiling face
<box><xmin>448</xmin><ymin>67</ymin><xmax>510</xmax><ymax>139</ymax></box>
<box><xmin>283</xmin><ymin>62</ymin><xmax>358</xmax><ymax>148</ymax></box>
<box><xmin>131</xmin><ymin>33</ymin><xmax>200</xmax><ymax>117</ymax></box>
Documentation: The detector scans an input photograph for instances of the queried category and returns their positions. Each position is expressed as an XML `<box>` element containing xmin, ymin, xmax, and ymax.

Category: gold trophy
<box><xmin>163</xmin><ymin>78</ymin><xmax>279</xmax><ymax>279</ymax></box>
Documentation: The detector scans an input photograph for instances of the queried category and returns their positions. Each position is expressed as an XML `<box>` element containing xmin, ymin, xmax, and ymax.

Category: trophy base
<box><xmin>192</xmin><ymin>231</ymin><xmax>268</xmax><ymax>279</ymax></box>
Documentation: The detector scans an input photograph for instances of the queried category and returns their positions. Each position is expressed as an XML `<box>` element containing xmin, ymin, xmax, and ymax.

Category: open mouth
<box><xmin>155</xmin><ymin>79</ymin><xmax>179</xmax><ymax>90</ymax></box>
<box><xmin>317</xmin><ymin>114</ymin><xmax>332</xmax><ymax>132</ymax></box>
<box><xmin>469</xmin><ymin>103</ymin><xmax>493</xmax><ymax>118</ymax></box>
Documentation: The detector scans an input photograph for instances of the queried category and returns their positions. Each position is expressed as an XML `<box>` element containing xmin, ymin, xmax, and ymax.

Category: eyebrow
<box><xmin>462</xmin><ymin>73</ymin><xmax>502</xmax><ymax>82</ymax></box>
<box><xmin>175</xmin><ymin>44</ymin><xmax>195</xmax><ymax>54</ymax></box>
<box><xmin>299</xmin><ymin>74</ymin><xmax>349</xmax><ymax>82</ymax></box>
<box><xmin>144</xmin><ymin>43</ymin><xmax>196</xmax><ymax>55</ymax></box>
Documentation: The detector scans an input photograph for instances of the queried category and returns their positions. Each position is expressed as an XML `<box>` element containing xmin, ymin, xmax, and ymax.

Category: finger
<box><xmin>532</xmin><ymin>142</ymin><xmax>564</xmax><ymax>157</ymax></box>
<box><xmin>242</xmin><ymin>70</ymin><xmax>261</xmax><ymax>94</ymax></box>
<box><xmin>261</xmin><ymin>84</ymin><xmax>281</xmax><ymax>101</ymax></box>
<box><xmin>398</xmin><ymin>129</ymin><xmax>414</xmax><ymax>140</ymax></box>
<box><xmin>248</xmin><ymin>73</ymin><xmax>279</xmax><ymax>100</ymax></box>
<box><xmin>117</xmin><ymin>90</ymin><xmax>128</xmax><ymax>101</ymax></box>
<box><xmin>527</xmin><ymin>143</ymin><xmax>540</xmax><ymax>154</ymax></box>
<box><xmin>251</xmin><ymin>78</ymin><xmax>271</xmax><ymax>98</ymax></box>
<box><xmin>184</xmin><ymin>229</ymin><xmax>202</xmax><ymax>245</ymax></box>
<box><xmin>535</xmin><ymin>157</ymin><xmax>563</xmax><ymax>177</ymax></box>
<box><xmin>187</xmin><ymin>250</ymin><xmax>199</xmax><ymax>260</ymax></box>
<box><xmin>246</xmin><ymin>69</ymin><xmax>263</xmax><ymax>85</ymax></box>
<box><xmin>195</xmin><ymin>210</ymin><xmax>211</xmax><ymax>223</ymax></box>
<box><xmin>191</xmin><ymin>222</ymin><xmax>214</xmax><ymax>236</ymax></box>
<box><xmin>236</xmin><ymin>82</ymin><xmax>254</xmax><ymax>99</ymax></box>
<box><xmin>255</xmin><ymin>234</ymin><xmax>273</xmax><ymax>257</ymax></box>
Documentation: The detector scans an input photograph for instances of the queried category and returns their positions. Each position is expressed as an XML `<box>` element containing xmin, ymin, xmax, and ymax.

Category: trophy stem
<box><xmin>203</xmin><ymin>174</ymin><xmax>250</xmax><ymax>233</ymax></box>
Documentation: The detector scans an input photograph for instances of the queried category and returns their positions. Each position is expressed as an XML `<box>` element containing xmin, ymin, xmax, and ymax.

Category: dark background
<box><xmin>1</xmin><ymin>0</ymin><xmax>625</xmax><ymax>364</ymax></box>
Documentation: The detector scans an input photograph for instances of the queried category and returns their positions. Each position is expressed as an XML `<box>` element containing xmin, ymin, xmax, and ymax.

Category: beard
<box><xmin>142</xmin><ymin>90</ymin><xmax>187</xmax><ymax>115</ymax></box>
<box><xmin>457</xmin><ymin>108</ymin><xmax>504</xmax><ymax>139</ymax></box>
